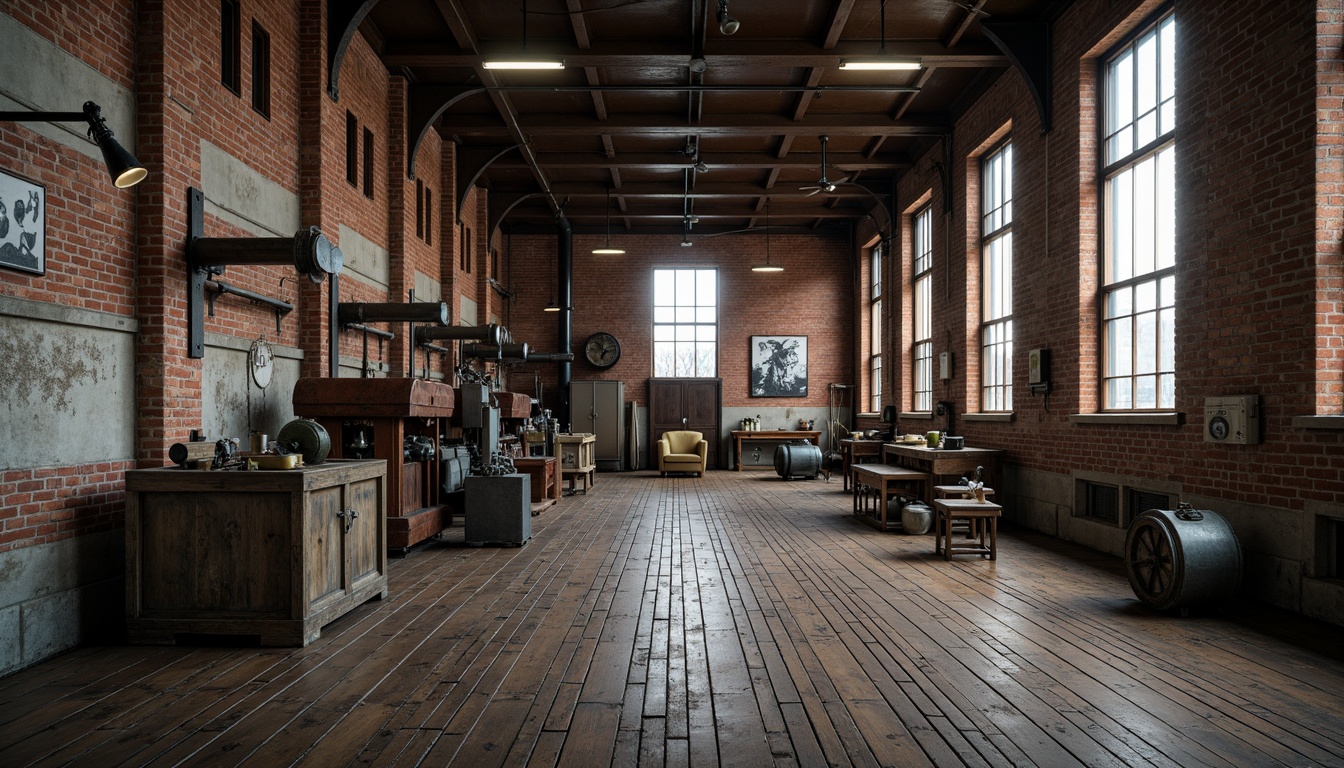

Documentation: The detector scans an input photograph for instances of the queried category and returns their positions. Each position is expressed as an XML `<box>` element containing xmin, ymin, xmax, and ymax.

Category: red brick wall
<box><xmin>501</xmin><ymin>231</ymin><xmax>854</xmax><ymax>410</ymax></box>
<box><xmin>887</xmin><ymin>0</ymin><xmax>1342</xmax><ymax>512</ymax></box>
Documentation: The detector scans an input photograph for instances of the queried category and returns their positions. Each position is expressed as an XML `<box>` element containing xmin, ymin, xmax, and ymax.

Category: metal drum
<box><xmin>1124</xmin><ymin>503</ymin><xmax>1242</xmax><ymax>611</ymax></box>
<box><xmin>277</xmin><ymin>418</ymin><xmax>331</xmax><ymax>465</ymax></box>
<box><xmin>774</xmin><ymin>442</ymin><xmax>822</xmax><ymax>480</ymax></box>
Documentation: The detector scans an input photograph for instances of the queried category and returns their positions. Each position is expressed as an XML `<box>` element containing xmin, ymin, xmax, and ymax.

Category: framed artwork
<box><xmin>0</xmin><ymin>170</ymin><xmax>44</xmax><ymax>275</ymax></box>
<box><xmin>750</xmin><ymin>335</ymin><xmax>807</xmax><ymax>397</ymax></box>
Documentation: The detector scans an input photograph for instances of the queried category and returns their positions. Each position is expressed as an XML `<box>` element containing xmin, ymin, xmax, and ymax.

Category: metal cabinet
<box><xmin>571</xmin><ymin>380</ymin><xmax>626</xmax><ymax>470</ymax></box>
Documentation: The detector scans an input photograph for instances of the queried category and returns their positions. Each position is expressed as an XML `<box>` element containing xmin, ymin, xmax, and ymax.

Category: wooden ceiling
<box><xmin>333</xmin><ymin>0</ymin><xmax>1058</xmax><ymax>237</ymax></box>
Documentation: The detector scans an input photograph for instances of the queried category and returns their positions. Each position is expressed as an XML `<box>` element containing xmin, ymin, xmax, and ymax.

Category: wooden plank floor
<box><xmin>2</xmin><ymin>471</ymin><xmax>1343</xmax><ymax>767</ymax></box>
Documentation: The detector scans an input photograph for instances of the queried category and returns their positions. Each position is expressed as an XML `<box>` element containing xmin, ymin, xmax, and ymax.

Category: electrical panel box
<box><xmin>1028</xmin><ymin>348</ymin><xmax>1051</xmax><ymax>385</ymax></box>
<box><xmin>1204</xmin><ymin>395</ymin><xmax>1260</xmax><ymax>445</ymax></box>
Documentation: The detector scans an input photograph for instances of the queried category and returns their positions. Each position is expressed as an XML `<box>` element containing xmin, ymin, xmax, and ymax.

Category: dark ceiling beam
<box><xmin>455</xmin><ymin>145</ymin><xmax>520</xmax><ymax>224</ymax></box>
<box><xmin>382</xmin><ymin>41</ymin><xmax>1009</xmax><ymax>69</ymax></box>
<box><xmin>446</xmin><ymin>114</ymin><xmax>949</xmax><ymax>137</ymax></box>
<box><xmin>516</xmin><ymin>182</ymin><xmax>881</xmax><ymax>199</ymax></box>
<box><xmin>981</xmin><ymin>21</ymin><xmax>1053</xmax><ymax>133</ymax></box>
<box><xmin>491</xmin><ymin>152</ymin><xmax>911</xmax><ymax>171</ymax></box>
<box><xmin>431</xmin><ymin>0</ymin><xmax>560</xmax><ymax>215</ymax></box>
<box><xmin>499</xmin><ymin>208</ymin><xmax>865</xmax><ymax>221</ymax></box>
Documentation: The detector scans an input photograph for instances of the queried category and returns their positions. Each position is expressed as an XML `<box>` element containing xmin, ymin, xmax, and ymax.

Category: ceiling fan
<box><xmin>799</xmin><ymin>135</ymin><xmax>848</xmax><ymax>197</ymax></box>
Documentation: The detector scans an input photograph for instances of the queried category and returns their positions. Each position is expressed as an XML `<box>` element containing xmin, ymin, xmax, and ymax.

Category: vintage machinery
<box><xmin>292</xmin><ymin>377</ymin><xmax>455</xmax><ymax>555</ymax></box>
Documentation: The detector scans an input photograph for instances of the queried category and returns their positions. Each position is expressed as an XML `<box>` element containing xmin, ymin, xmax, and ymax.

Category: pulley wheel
<box><xmin>277</xmin><ymin>418</ymin><xmax>331</xmax><ymax>465</ymax></box>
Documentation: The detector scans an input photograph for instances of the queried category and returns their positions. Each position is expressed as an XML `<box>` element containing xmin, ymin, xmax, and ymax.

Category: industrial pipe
<box><xmin>191</xmin><ymin>226</ymin><xmax>342</xmax><ymax>283</ymax></box>
<box><xmin>556</xmin><ymin>215</ymin><xmax>573</xmax><ymax>428</ymax></box>
<box><xmin>416</xmin><ymin>323</ymin><xmax>504</xmax><ymax>346</ymax></box>
<box><xmin>463</xmin><ymin>342</ymin><xmax>529</xmax><ymax>361</ymax></box>
<box><xmin>338</xmin><ymin>301</ymin><xmax>449</xmax><ymax>326</ymax></box>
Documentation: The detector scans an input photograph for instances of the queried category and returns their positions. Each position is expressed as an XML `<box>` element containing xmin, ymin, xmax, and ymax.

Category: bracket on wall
<box><xmin>185</xmin><ymin>186</ymin><xmax>344</xmax><ymax>359</ymax></box>
<box><xmin>981</xmin><ymin>21</ymin><xmax>1053</xmax><ymax>134</ymax></box>
<box><xmin>326</xmin><ymin>0</ymin><xmax>381</xmax><ymax>100</ymax></box>
<box><xmin>455</xmin><ymin>145</ymin><xmax>522</xmax><ymax>224</ymax></box>
<box><xmin>406</xmin><ymin>84</ymin><xmax>491</xmax><ymax>179</ymax></box>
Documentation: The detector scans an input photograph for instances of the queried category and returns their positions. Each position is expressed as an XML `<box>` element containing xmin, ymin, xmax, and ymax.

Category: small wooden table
<box><xmin>732</xmin><ymin>430</ymin><xmax>822</xmax><ymax>470</ymax></box>
<box><xmin>933</xmin><ymin>498</ymin><xmax>1002</xmax><ymax>560</ymax></box>
<box><xmin>513</xmin><ymin>456</ymin><xmax>561</xmax><ymax>507</ymax></box>
<box><xmin>839</xmin><ymin>438</ymin><xmax>884</xmax><ymax>490</ymax></box>
<box><xmin>850</xmin><ymin>464</ymin><xmax>931</xmax><ymax>531</ymax></box>
<box><xmin>557</xmin><ymin>433</ymin><xmax>597</xmax><ymax>493</ymax></box>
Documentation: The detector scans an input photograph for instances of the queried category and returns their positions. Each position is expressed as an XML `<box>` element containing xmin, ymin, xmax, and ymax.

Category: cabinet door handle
<box><xmin>337</xmin><ymin>508</ymin><xmax>359</xmax><ymax>532</ymax></box>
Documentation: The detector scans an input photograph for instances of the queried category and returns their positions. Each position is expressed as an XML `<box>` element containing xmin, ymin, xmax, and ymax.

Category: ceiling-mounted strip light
<box><xmin>483</xmin><ymin>0</ymin><xmax>565</xmax><ymax>70</ymax></box>
<box><xmin>840</xmin><ymin>0</ymin><xmax>921</xmax><ymax>72</ymax></box>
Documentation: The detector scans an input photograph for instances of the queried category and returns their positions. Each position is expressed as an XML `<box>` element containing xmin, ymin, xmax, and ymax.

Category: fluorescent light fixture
<box><xmin>751</xmin><ymin>198</ymin><xmax>783</xmax><ymax>272</ymax></box>
<box><xmin>592</xmin><ymin>187</ymin><xmax>626</xmax><ymax>255</ymax></box>
<box><xmin>750</xmin><ymin>263</ymin><xmax>783</xmax><ymax>272</ymax></box>
<box><xmin>483</xmin><ymin>58</ymin><xmax>564</xmax><ymax>70</ymax></box>
<box><xmin>839</xmin><ymin>58</ymin><xmax>921</xmax><ymax>71</ymax></box>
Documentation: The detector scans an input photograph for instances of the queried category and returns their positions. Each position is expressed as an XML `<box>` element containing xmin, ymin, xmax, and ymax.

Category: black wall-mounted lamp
<box><xmin>0</xmin><ymin>101</ymin><xmax>147</xmax><ymax>188</ymax></box>
<box><xmin>716</xmin><ymin>0</ymin><xmax>740</xmax><ymax>35</ymax></box>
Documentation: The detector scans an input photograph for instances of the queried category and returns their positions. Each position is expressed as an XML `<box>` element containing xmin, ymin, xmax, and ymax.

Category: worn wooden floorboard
<box><xmin>1</xmin><ymin>471</ymin><xmax>1342</xmax><ymax>767</ymax></box>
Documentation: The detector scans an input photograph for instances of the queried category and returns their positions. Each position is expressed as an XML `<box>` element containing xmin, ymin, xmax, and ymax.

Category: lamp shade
<box><xmin>97</xmin><ymin>133</ymin><xmax>148</xmax><ymax>188</ymax></box>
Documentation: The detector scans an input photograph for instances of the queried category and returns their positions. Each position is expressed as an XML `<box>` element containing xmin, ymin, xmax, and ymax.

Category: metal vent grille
<box><xmin>1130</xmin><ymin>490</ymin><xmax>1171</xmax><ymax>521</ymax></box>
<box><xmin>1086</xmin><ymin>483</ymin><xmax>1120</xmax><ymax>523</ymax></box>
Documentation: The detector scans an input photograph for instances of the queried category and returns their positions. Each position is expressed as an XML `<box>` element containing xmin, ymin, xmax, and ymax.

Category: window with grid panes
<box><xmin>912</xmin><ymin>206</ymin><xmax>933</xmax><ymax>412</ymax></box>
<box><xmin>980</xmin><ymin>141</ymin><xmax>1013</xmax><ymax>412</ymax></box>
<box><xmin>869</xmin><ymin>242</ymin><xmax>883</xmax><ymax>412</ymax></box>
<box><xmin>1102</xmin><ymin>13</ymin><xmax>1176</xmax><ymax>410</ymax></box>
<box><xmin>653</xmin><ymin>268</ymin><xmax>717</xmax><ymax>377</ymax></box>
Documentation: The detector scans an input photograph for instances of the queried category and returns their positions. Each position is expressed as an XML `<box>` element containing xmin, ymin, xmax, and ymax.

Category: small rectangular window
<box><xmin>221</xmin><ymin>1</ymin><xmax>241</xmax><ymax>94</ymax></box>
<box><xmin>250</xmin><ymin>21</ymin><xmax>270</xmax><ymax>117</ymax></box>
<box><xmin>362</xmin><ymin>128</ymin><xmax>374</xmax><ymax>198</ymax></box>
<box><xmin>415</xmin><ymin>179</ymin><xmax>424</xmax><ymax>239</ymax></box>
<box><xmin>346</xmin><ymin>111</ymin><xmax>358</xmax><ymax>187</ymax></box>
<box><xmin>1084</xmin><ymin>482</ymin><xmax>1120</xmax><ymax>524</ymax></box>
<box><xmin>424</xmin><ymin>188</ymin><xmax>432</xmax><ymax>245</ymax></box>
<box><xmin>463</xmin><ymin>228</ymin><xmax>472</xmax><ymax>273</ymax></box>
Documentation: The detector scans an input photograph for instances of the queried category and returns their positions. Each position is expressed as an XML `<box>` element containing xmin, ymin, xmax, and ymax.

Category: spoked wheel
<box><xmin>1125</xmin><ymin>513</ymin><xmax>1183</xmax><ymax>610</ymax></box>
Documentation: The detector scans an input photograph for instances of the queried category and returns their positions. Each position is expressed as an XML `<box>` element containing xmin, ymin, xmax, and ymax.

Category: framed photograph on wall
<box><xmin>750</xmin><ymin>335</ymin><xmax>808</xmax><ymax>397</ymax></box>
<box><xmin>0</xmin><ymin>170</ymin><xmax>45</xmax><ymax>275</ymax></box>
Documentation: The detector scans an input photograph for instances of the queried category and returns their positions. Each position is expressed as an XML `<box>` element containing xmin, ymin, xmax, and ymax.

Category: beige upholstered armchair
<box><xmin>657</xmin><ymin>430</ymin><xmax>708</xmax><ymax>477</ymax></box>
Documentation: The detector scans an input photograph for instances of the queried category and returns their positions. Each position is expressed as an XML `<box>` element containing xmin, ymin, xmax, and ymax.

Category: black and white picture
<box><xmin>0</xmin><ymin>171</ymin><xmax>44</xmax><ymax>275</ymax></box>
<box><xmin>750</xmin><ymin>335</ymin><xmax>807</xmax><ymax>397</ymax></box>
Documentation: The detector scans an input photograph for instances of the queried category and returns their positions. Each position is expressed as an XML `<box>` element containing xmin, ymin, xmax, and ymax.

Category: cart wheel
<box><xmin>1126</xmin><ymin>516</ymin><xmax>1179</xmax><ymax>609</ymax></box>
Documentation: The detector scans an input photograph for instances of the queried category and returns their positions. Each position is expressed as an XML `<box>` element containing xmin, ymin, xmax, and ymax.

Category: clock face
<box><xmin>585</xmin><ymin>332</ymin><xmax>621</xmax><ymax>369</ymax></box>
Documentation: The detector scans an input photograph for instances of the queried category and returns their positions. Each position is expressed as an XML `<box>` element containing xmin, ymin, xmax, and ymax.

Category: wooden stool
<box><xmin>934</xmin><ymin>485</ymin><xmax>996</xmax><ymax>538</ymax></box>
<box><xmin>933</xmin><ymin>498</ymin><xmax>1002</xmax><ymax>560</ymax></box>
<box><xmin>850</xmin><ymin>464</ymin><xmax>931</xmax><ymax>531</ymax></box>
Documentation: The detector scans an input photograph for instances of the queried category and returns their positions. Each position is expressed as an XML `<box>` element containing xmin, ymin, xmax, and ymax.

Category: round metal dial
<box><xmin>584</xmin><ymin>332</ymin><xmax>621</xmax><ymax>369</ymax></box>
<box><xmin>1208</xmin><ymin>416</ymin><xmax>1229</xmax><ymax>441</ymax></box>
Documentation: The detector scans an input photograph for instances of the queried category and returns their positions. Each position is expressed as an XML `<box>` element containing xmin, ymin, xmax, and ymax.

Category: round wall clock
<box><xmin>584</xmin><ymin>332</ymin><xmax>621</xmax><ymax>369</ymax></box>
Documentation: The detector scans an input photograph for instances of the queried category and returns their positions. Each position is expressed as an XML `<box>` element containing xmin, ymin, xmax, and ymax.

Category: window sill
<box><xmin>1293</xmin><ymin>415</ymin><xmax>1344</xmax><ymax>431</ymax></box>
<box><xmin>964</xmin><ymin>412</ymin><xmax>1015</xmax><ymax>423</ymax></box>
<box><xmin>1069</xmin><ymin>412</ymin><xmax>1183</xmax><ymax>426</ymax></box>
<box><xmin>899</xmin><ymin>411</ymin><xmax>934</xmax><ymax>420</ymax></box>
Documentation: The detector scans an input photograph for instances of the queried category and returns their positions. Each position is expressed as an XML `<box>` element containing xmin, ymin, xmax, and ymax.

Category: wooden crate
<box><xmin>124</xmin><ymin>460</ymin><xmax>389</xmax><ymax>647</ymax></box>
<box><xmin>556</xmin><ymin>433</ymin><xmax>597</xmax><ymax>493</ymax></box>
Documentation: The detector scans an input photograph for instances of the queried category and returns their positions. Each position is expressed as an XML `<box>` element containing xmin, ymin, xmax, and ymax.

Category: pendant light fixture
<box><xmin>592</xmin><ymin>187</ymin><xmax>626</xmax><ymax>255</ymax></box>
<box><xmin>839</xmin><ymin>0</ymin><xmax>921</xmax><ymax>71</ymax></box>
<box><xmin>483</xmin><ymin>0</ymin><xmax>565</xmax><ymax>70</ymax></box>
<box><xmin>751</xmin><ymin>198</ymin><xmax>783</xmax><ymax>273</ymax></box>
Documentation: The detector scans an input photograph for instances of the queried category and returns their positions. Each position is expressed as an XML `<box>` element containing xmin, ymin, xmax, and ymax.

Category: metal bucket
<box><xmin>1124</xmin><ymin>504</ymin><xmax>1242</xmax><ymax>611</ymax></box>
<box><xmin>774</xmin><ymin>443</ymin><xmax>821</xmax><ymax>480</ymax></box>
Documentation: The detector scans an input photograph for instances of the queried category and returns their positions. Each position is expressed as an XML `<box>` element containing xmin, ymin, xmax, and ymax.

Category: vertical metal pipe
<box><xmin>557</xmin><ymin>216</ymin><xmax>573</xmax><ymax>430</ymax></box>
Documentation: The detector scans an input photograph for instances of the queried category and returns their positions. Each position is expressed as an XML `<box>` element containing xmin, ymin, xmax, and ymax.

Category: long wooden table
<box><xmin>731</xmin><ymin>430</ymin><xmax>822</xmax><ymax>470</ymax></box>
<box><xmin>880</xmin><ymin>442</ymin><xmax>1004</xmax><ymax>500</ymax></box>
<box><xmin>839</xmin><ymin>438</ymin><xmax>884</xmax><ymax>490</ymax></box>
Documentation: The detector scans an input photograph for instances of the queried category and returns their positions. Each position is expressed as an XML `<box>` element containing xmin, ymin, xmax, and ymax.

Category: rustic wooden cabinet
<box><xmin>124</xmin><ymin>460</ymin><xmax>389</xmax><ymax>647</ymax></box>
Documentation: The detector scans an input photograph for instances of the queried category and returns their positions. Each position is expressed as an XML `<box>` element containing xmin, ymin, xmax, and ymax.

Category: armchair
<box><xmin>657</xmin><ymin>430</ymin><xmax>708</xmax><ymax>477</ymax></box>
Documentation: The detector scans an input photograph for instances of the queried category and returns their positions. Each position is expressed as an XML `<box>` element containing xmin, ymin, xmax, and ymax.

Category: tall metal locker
<box><xmin>571</xmin><ymin>380</ymin><xmax>626</xmax><ymax>471</ymax></box>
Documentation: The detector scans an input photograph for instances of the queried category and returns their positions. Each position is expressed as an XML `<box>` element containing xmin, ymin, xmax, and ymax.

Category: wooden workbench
<box><xmin>731</xmin><ymin>430</ymin><xmax>822</xmax><ymax>470</ymax></box>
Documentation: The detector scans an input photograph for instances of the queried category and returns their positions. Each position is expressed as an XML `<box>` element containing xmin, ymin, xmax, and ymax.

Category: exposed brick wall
<box><xmin>501</xmin><ymin>231</ymin><xmax>854</xmax><ymax>412</ymax></box>
<box><xmin>887</xmin><ymin>0</ymin><xmax>1342</xmax><ymax>514</ymax></box>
